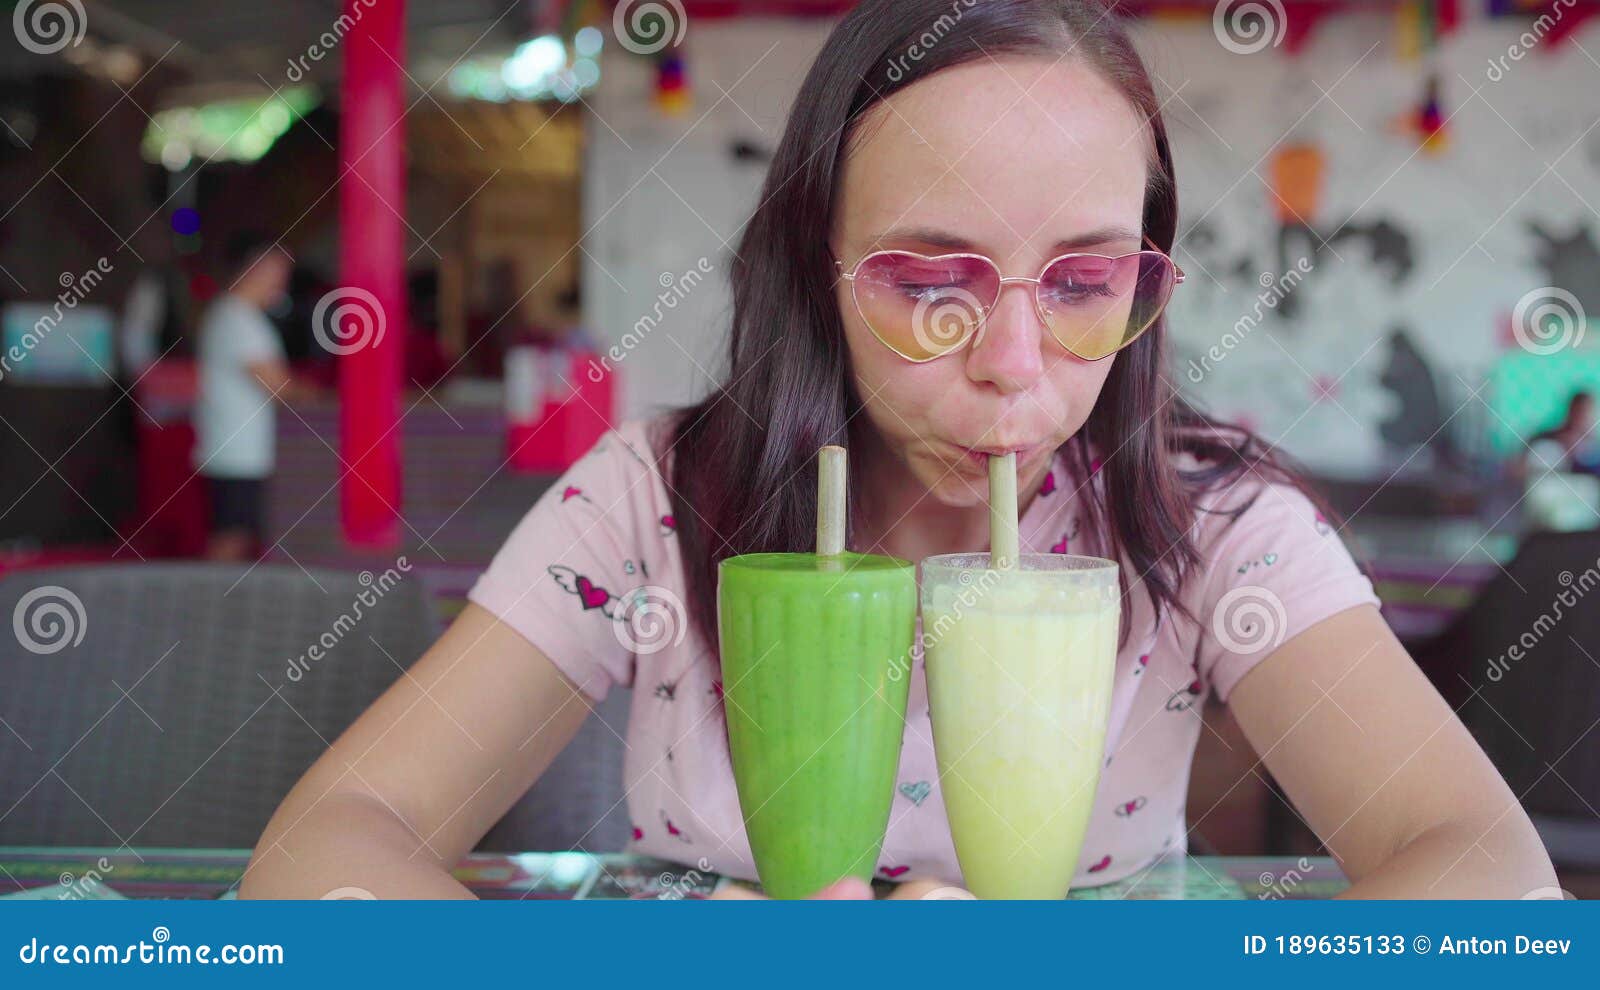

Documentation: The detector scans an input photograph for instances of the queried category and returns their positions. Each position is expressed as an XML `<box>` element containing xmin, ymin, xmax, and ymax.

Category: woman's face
<box><xmin>833</xmin><ymin>56</ymin><xmax>1151</xmax><ymax>506</ymax></box>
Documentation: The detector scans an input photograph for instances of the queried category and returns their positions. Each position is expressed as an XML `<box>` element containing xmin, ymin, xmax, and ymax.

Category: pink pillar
<box><xmin>338</xmin><ymin>0</ymin><xmax>406</xmax><ymax>549</ymax></box>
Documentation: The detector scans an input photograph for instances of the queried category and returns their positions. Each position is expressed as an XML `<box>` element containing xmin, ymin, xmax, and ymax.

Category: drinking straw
<box><xmin>988</xmin><ymin>452</ymin><xmax>1019</xmax><ymax>570</ymax></box>
<box><xmin>816</xmin><ymin>444</ymin><xmax>847</xmax><ymax>558</ymax></box>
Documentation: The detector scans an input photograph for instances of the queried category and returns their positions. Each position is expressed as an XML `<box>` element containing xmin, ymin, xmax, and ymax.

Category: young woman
<box><xmin>242</xmin><ymin>0</ymin><xmax>1554</xmax><ymax>900</ymax></box>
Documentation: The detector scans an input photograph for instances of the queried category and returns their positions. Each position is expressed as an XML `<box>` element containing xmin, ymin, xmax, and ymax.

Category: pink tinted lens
<box><xmin>1038</xmin><ymin>252</ymin><xmax>1175</xmax><ymax>359</ymax></box>
<box><xmin>851</xmin><ymin>253</ymin><xmax>1000</xmax><ymax>360</ymax></box>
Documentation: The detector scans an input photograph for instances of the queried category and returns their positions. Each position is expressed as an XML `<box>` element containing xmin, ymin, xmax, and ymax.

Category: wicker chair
<box><xmin>0</xmin><ymin>563</ymin><xmax>631</xmax><ymax>855</ymax></box>
<box><xmin>1417</xmin><ymin>531</ymin><xmax>1600</xmax><ymax>868</ymax></box>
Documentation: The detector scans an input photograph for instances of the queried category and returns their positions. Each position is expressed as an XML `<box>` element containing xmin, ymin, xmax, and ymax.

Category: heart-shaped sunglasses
<box><xmin>834</xmin><ymin>240</ymin><xmax>1184</xmax><ymax>362</ymax></box>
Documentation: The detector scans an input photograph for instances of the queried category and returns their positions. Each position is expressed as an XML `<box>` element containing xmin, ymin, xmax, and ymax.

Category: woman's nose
<box><xmin>965</xmin><ymin>284</ymin><xmax>1046</xmax><ymax>394</ymax></box>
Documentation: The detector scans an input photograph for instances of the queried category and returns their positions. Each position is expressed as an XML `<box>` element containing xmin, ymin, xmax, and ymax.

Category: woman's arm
<box><xmin>1226</xmin><ymin>603</ymin><xmax>1557</xmax><ymax>898</ymax></box>
<box><xmin>239</xmin><ymin>603</ymin><xmax>594</xmax><ymax>899</ymax></box>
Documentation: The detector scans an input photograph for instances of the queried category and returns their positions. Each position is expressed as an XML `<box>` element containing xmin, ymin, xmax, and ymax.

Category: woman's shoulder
<box><xmin>1189</xmin><ymin>476</ymin><xmax>1333</xmax><ymax>561</ymax></box>
<box><xmin>1163</xmin><ymin>421</ymin><xmax>1326</xmax><ymax>538</ymax></box>
<box><xmin>570</xmin><ymin>415</ymin><xmax>679</xmax><ymax>488</ymax></box>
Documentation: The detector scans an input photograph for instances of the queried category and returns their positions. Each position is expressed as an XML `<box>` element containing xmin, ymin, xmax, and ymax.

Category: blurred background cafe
<box><xmin>0</xmin><ymin>0</ymin><xmax>1597</xmax><ymax>898</ymax></box>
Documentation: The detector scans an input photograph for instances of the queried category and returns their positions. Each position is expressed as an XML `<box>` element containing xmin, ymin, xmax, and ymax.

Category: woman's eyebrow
<box><xmin>871</xmin><ymin>223</ymin><xmax>1145</xmax><ymax>254</ymax></box>
<box><xmin>873</xmin><ymin>226</ymin><xmax>974</xmax><ymax>251</ymax></box>
<box><xmin>1047</xmin><ymin>225</ymin><xmax>1144</xmax><ymax>253</ymax></box>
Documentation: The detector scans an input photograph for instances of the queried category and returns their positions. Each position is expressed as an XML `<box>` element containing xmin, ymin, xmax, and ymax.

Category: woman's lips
<box><xmin>955</xmin><ymin>442</ymin><xmax>1042</xmax><ymax>471</ymax></box>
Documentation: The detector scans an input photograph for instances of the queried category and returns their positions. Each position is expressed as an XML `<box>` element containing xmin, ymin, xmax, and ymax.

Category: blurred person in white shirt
<box><xmin>193</xmin><ymin>232</ymin><xmax>307</xmax><ymax>561</ymax></box>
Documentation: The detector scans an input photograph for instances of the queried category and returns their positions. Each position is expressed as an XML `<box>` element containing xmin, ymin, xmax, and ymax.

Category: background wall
<box><xmin>581</xmin><ymin>11</ymin><xmax>1600</xmax><ymax>476</ymax></box>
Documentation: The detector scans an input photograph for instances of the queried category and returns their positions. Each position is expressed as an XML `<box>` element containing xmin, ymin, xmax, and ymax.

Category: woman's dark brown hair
<box><xmin>663</xmin><ymin>0</ymin><xmax>1307</xmax><ymax>650</ymax></box>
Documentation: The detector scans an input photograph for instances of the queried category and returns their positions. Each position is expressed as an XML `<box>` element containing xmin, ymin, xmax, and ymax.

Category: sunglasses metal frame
<box><xmin>833</xmin><ymin>237</ymin><xmax>1185</xmax><ymax>363</ymax></box>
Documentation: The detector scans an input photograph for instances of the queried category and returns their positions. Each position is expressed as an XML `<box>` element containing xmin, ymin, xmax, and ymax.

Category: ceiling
<box><xmin>2</xmin><ymin>1</ymin><xmax>538</xmax><ymax>92</ymax></box>
<box><xmin>2</xmin><ymin>0</ymin><xmax>1316</xmax><ymax>98</ymax></box>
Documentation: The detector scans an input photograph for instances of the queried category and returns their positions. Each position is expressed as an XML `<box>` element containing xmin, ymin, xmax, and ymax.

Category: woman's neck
<box><xmin>852</xmin><ymin>427</ymin><xmax>1049</xmax><ymax>563</ymax></box>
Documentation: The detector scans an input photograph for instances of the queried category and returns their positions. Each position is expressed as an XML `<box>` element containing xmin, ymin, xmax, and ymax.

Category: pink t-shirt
<box><xmin>468</xmin><ymin>417</ymin><xmax>1379</xmax><ymax>889</ymax></box>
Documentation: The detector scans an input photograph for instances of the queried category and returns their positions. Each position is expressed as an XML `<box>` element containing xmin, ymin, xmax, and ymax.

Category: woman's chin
<box><xmin>917</xmin><ymin>467</ymin><xmax>989</xmax><ymax>508</ymax></box>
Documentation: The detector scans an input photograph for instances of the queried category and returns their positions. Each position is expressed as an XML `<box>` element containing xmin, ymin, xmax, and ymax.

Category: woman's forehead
<box><xmin>839</xmin><ymin>58</ymin><xmax>1149</xmax><ymax>258</ymax></box>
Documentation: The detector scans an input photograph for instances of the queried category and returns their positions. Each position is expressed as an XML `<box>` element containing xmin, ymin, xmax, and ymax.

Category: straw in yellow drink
<box><xmin>920</xmin><ymin>453</ymin><xmax>1120</xmax><ymax>898</ymax></box>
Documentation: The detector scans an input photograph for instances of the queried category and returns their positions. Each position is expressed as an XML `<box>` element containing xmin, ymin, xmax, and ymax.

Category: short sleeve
<box><xmin>235</xmin><ymin>308</ymin><xmax>285</xmax><ymax>365</ymax></box>
<box><xmin>467</xmin><ymin>425</ymin><xmax>662</xmax><ymax>701</ymax></box>
<box><xmin>1189</xmin><ymin>481</ymin><xmax>1381</xmax><ymax>703</ymax></box>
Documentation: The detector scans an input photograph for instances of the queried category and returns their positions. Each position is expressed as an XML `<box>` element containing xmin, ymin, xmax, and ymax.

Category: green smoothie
<box><xmin>718</xmin><ymin>551</ymin><xmax>916</xmax><ymax>899</ymax></box>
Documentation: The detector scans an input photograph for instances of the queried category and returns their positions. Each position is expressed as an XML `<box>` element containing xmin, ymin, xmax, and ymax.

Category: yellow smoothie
<box><xmin>922</xmin><ymin>555</ymin><xmax>1119</xmax><ymax>899</ymax></box>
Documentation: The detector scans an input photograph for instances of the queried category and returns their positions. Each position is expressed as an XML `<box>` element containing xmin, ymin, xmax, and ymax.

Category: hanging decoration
<box><xmin>1269</xmin><ymin>142</ymin><xmax>1325</xmax><ymax>228</ymax></box>
<box><xmin>1389</xmin><ymin>1</ymin><xmax>1456</xmax><ymax>154</ymax></box>
<box><xmin>655</xmin><ymin>50</ymin><xmax>691</xmax><ymax>115</ymax></box>
<box><xmin>1395</xmin><ymin>0</ymin><xmax>1461</xmax><ymax>59</ymax></box>
<box><xmin>589</xmin><ymin>0</ymin><xmax>692</xmax><ymax>116</ymax></box>
<box><xmin>1413</xmin><ymin>71</ymin><xmax>1449</xmax><ymax>154</ymax></box>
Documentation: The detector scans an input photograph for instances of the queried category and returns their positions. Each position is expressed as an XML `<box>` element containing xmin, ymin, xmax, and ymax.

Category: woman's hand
<box><xmin>711</xmin><ymin>876</ymin><xmax>966</xmax><ymax>900</ymax></box>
